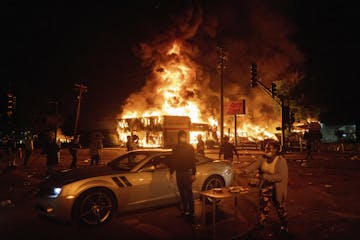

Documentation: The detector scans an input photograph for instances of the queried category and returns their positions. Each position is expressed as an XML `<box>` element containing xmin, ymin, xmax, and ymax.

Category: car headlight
<box><xmin>49</xmin><ymin>187</ymin><xmax>62</xmax><ymax>198</ymax></box>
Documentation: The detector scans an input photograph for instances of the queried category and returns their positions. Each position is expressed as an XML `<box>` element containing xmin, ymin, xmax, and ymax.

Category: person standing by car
<box><xmin>169</xmin><ymin>130</ymin><xmax>196</xmax><ymax>222</ymax></box>
<box><xmin>219</xmin><ymin>135</ymin><xmax>239</xmax><ymax>163</ymax></box>
<box><xmin>42</xmin><ymin>133</ymin><xmax>60</xmax><ymax>178</ymax></box>
<box><xmin>126</xmin><ymin>135</ymin><xmax>135</xmax><ymax>151</ymax></box>
<box><xmin>240</xmin><ymin>140</ymin><xmax>289</xmax><ymax>235</ymax></box>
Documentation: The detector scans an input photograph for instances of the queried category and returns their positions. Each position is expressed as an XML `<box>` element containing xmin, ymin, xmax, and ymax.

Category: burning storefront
<box><xmin>117</xmin><ymin>115</ymin><xmax>216</xmax><ymax>148</ymax></box>
<box><xmin>116</xmin><ymin>2</ymin><xmax>306</xmax><ymax>149</ymax></box>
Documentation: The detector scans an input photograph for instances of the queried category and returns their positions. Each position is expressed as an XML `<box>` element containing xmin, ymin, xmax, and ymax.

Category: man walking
<box><xmin>169</xmin><ymin>130</ymin><xmax>196</xmax><ymax>222</ymax></box>
<box><xmin>219</xmin><ymin>135</ymin><xmax>239</xmax><ymax>163</ymax></box>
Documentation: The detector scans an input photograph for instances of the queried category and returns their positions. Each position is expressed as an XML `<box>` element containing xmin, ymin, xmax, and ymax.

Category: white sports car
<box><xmin>35</xmin><ymin>149</ymin><xmax>234</xmax><ymax>226</ymax></box>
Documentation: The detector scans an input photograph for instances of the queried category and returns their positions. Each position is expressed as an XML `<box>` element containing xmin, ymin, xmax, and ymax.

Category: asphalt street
<box><xmin>1</xmin><ymin>147</ymin><xmax>360</xmax><ymax>240</ymax></box>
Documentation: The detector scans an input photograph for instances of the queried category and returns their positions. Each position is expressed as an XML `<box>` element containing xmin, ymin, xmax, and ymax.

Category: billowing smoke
<box><xmin>119</xmin><ymin>0</ymin><xmax>305</xmax><ymax>136</ymax></box>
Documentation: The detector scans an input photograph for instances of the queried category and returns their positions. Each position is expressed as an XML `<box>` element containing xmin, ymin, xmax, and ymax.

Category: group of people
<box><xmin>40</xmin><ymin>132</ymin><xmax>103</xmax><ymax>177</ymax></box>
<box><xmin>0</xmin><ymin>131</ymin><xmax>104</xmax><ymax>178</ymax></box>
<box><xmin>170</xmin><ymin>130</ymin><xmax>289</xmax><ymax>235</ymax></box>
<box><xmin>66</xmin><ymin>132</ymin><xmax>104</xmax><ymax>169</ymax></box>
<box><xmin>1</xmin><ymin>133</ymin><xmax>34</xmax><ymax>169</ymax></box>
<box><xmin>196</xmin><ymin>134</ymin><xmax>239</xmax><ymax>163</ymax></box>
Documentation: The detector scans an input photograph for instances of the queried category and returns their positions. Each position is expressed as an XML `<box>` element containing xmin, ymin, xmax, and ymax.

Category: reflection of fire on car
<box><xmin>35</xmin><ymin>149</ymin><xmax>234</xmax><ymax>226</ymax></box>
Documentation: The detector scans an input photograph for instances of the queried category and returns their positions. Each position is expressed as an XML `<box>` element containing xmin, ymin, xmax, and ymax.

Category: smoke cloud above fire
<box><xmin>119</xmin><ymin>0</ymin><xmax>304</xmax><ymax>139</ymax></box>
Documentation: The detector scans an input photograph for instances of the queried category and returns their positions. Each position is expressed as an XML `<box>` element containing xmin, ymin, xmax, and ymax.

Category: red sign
<box><xmin>227</xmin><ymin>100</ymin><xmax>246</xmax><ymax>115</ymax></box>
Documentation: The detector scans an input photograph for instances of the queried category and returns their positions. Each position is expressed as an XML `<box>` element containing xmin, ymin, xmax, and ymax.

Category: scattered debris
<box><xmin>1</xmin><ymin>200</ymin><xmax>15</xmax><ymax>208</ymax></box>
<box><xmin>24</xmin><ymin>181</ymin><xmax>31</xmax><ymax>187</ymax></box>
<box><xmin>324</xmin><ymin>184</ymin><xmax>333</xmax><ymax>188</ymax></box>
<box><xmin>301</xmin><ymin>162</ymin><xmax>308</xmax><ymax>167</ymax></box>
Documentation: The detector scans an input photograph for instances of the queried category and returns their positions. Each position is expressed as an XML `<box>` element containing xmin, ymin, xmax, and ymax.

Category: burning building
<box><xmin>116</xmin><ymin>40</ymin><xmax>279</xmax><ymax>148</ymax></box>
<box><xmin>116</xmin><ymin>1</ymin><xmax>305</xmax><ymax>148</ymax></box>
<box><xmin>117</xmin><ymin>115</ymin><xmax>215</xmax><ymax>148</ymax></box>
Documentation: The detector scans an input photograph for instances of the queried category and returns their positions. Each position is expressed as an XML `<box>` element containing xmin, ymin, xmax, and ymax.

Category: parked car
<box><xmin>35</xmin><ymin>148</ymin><xmax>234</xmax><ymax>226</ymax></box>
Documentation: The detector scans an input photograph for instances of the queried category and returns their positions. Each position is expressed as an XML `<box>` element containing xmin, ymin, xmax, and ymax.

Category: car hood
<box><xmin>39</xmin><ymin>166</ymin><xmax>123</xmax><ymax>187</ymax></box>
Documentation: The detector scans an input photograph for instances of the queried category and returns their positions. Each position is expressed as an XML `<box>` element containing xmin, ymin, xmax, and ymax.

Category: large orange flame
<box><xmin>118</xmin><ymin>40</ymin><xmax>277</xmax><ymax>147</ymax></box>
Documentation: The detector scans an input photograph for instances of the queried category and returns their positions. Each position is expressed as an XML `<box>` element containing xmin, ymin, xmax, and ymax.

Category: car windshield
<box><xmin>107</xmin><ymin>152</ymin><xmax>149</xmax><ymax>171</ymax></box>
<box><xmin>195</xmin><ymin>153</ymin><xmax>213</xmax><ymax>164</ymax></box>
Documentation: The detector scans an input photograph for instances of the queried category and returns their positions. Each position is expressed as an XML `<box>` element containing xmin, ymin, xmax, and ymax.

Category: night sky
<box><xmin>1</xmin><ymin>0</ymin><xmax>359</xmax><ymax>131</ymax></box>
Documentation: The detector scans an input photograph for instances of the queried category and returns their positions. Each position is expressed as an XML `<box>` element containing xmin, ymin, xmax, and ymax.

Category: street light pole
<box><xmin>73</xmin><ymin>83</ymin><xmax>87</xmax><ymax>137</ymax></box>
<box><xmin>217</xmin><ymin>44</ymin><xmax>226</xmax><ymax>146</ymax></box>
<box><xmin>220</xmin><ymin>49</ymin><xmax>224</xmax><ymax>146</ymax></box>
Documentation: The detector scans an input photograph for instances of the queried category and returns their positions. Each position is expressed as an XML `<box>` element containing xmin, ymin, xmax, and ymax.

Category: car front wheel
<box><xmin>201</xmin><ymin>175</ymin><xmax>225</xmax><ymax>204</ymax></box>
<box><xmin>74</xmin><ymin>188</ymin><xmax>116</xmax><ymax>226</ymax></box>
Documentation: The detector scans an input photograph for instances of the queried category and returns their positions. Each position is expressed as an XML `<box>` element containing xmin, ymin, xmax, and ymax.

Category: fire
<box><xmin>118</xmin><ymin>40</ymin><xmax>278</xmax><ymax>148</ymax></box>
<box><xmin>240</xmin><ymin>123</ymin><xmax>277</xmax><ymax>141</ymax></box>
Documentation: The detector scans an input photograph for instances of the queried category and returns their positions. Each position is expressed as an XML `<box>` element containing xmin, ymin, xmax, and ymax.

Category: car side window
<box><xmin>153</xmin><ymin>155</ymin><xmax>169</xmax><ymax>169</ymax></box>
<box><xmin>143</xmin><ymin>155</ymin><xmax>169</xmax><ymax>170</ymax></box>
<box><xmin>110</xmin><ymin>153</ymin><xmax>149</xmax><ymax>170</ymax></box>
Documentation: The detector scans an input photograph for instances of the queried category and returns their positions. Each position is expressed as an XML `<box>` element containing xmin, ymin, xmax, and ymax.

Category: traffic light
<box><xmin>271</xmin><ymin>83</ymin><xmax>277</xmax><ymax>97</ymax></box>
<box><xmin>290</xmin><ymin>112</ymin><xmax>295</xmax><ymax>124</ymax></box>
<box><xmin>6</xmin><ymin>93</ymin><xmax>16</xmax><ymax>117</ymax></box>
<box><xmin>250</xmin><ymin>63</ymin><xmax>258</xmax><ymax>87</ymax></box>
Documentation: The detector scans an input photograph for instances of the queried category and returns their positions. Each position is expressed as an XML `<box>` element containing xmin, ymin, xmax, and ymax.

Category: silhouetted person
<box><xmin>196</xmin><ymin>134</ymin><xmax>205</xmax><ymax>155</ymax></box>
<box><xmin>219</xmin><ymin>135</ymin><xmax>239</xmax><ymax>163</ymax></box>
<box><xmin>23</xmin><ymin>134</ymin><xmax>34</xmax><ymax>167</ymax></box>
<box><xmin>303</xmin><ymin>130</ymin><xmax>313</xmax><ymax>160</ymax></box>
<box><xmin>126</xmin><ymin>135</ymin><xmax>135</xmax><ymax>151</ymax></box>
<box><xmin>6</xmin><ymin>135</ymin><xmax>17</xmax><ymax>168</ymax></box>
<box><xmin>89</xmin><ymin>132</ymin><xmax>103</xmax><ymax>165</ymax></box>
<box><xmin>42</xmin><ymin>134</ymin><xmax>60</xmax><ymax>178</ymax></box>
<box><xmin>69</xmin><ymin>135</ymin><xmax>80</xmax><ymax>168</ymax></box>
<box><xmin>169</xmin><ymin>130</ymin><xmax>196</xmax><ymax>222</ymax></box>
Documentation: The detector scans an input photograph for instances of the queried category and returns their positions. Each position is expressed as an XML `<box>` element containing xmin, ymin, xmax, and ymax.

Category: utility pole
<box><xmin>217</xmin><ymin>44</ymin><xmax>227</xmax><ymax>146</ymax></box>
<box><xmin>73</xmin><ymin>83</ymin><xmax>87</xmax><ymax>137</ymax></box>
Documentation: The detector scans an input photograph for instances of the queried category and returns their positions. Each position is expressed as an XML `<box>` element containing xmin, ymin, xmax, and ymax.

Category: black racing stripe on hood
<box><xmin>39</xmin><ymin>166</ymin><xmax>122</xmax><ymax>187</ymax></box>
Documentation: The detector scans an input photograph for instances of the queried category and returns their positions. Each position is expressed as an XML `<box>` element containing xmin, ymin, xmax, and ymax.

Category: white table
<box><xmin>200</xmin><ymin>187</ymin><xmax>247</xmax><ymax>239</ymax></box>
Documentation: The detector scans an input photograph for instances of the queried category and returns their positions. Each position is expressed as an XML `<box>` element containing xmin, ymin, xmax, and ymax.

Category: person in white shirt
<box><xmin>241</xmin><ymin>140</ymin><xmax>289</xmax><ymax>234</ymax></box>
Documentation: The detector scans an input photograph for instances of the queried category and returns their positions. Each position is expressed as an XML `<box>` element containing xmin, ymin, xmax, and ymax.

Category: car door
<box><xmin>137</xmin><ymin>154</ymin><xmax>178</xmax><ymax>205</ymax></box>
<box><xmin>110</xmin><ymin>152</ymin><xmax>152</xmax><ymax>208</ymax></box>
